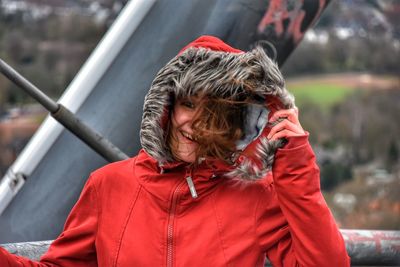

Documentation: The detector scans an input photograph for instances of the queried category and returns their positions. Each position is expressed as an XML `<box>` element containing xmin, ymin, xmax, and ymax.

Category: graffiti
<box><xmin>257</xmin><ymin>0</ymin><xmax>327</xmax><ymax>44</ymax></box>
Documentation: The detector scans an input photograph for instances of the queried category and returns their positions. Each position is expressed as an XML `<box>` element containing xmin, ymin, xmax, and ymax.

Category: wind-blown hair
<box><xmin>167</xmin><ymin>95</ymin><xmax>251</xmax><ymax>165</ymax></box>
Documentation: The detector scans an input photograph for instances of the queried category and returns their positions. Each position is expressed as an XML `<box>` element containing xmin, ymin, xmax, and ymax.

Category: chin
<box><xmin>176</xmin><ymin>145</ymin><xmax>197</xmax><ymax>163</ymax></box>
<box><xmin>180</xmin><ymin>156</ymin><xmax>196</xmax><ymax>163</ymax></box>
<box><xmin>176</xmin><ymin>152</ymin><xmax>196</xmax><ymax>163</ymax></box>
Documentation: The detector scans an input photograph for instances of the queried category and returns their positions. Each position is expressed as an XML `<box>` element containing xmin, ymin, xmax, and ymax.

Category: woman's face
<box><xmin>169</xmin><ymin>97</ymin><xmax>200</xmax><ymax>163</ymax></box>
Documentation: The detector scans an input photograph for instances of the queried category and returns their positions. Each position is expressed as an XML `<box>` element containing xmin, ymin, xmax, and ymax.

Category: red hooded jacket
<box><xmin>0</xmin><ymin>36</ymin><xmax>350</xmax><ymax>267</ymax></box>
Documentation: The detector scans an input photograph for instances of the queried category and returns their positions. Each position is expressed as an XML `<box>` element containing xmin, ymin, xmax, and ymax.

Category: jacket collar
<box><xmin>133</xmin><ymin>150</ymin><xmax>232</xmax><ymax>206</ymax></box>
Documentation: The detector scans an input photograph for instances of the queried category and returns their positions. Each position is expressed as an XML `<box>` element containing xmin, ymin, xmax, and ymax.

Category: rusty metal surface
<box><xmin>1</xmin><ymin>240</ymin><xmax>52</xmax><ymax>261</ymax></box>
<box><xmin>342</xmin><ymin>230</ymin><xmax>400</xmax><ymax>266</ymax></box>
<box><xmin>1</xmin><ymin>230</ymin><xmax>399</xmax><ymax>265</ymax></box>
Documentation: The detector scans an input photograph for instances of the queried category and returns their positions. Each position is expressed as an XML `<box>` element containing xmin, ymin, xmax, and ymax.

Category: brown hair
<box><xmin>167</xmin><ymin>93</ymin><xmax>252</xmax><ymax>165</ymax></box>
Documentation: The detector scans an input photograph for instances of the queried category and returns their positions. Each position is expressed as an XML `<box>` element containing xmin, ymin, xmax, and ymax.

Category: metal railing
<box><xmin>1</xmin><ymin>230</ymin><xmax>399</xmax><ymax>266</ymax></box>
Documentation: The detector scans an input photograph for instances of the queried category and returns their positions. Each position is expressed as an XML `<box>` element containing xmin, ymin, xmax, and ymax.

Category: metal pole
<box><xmin>0</xmin><ymin>59</ymin><xmax>58</xmax><ymax>112</ymax></box>
<box><xmin>1</xmin><ymin>230</ymin><xmax>399</xmax><ymax>265</ymax></box>
<box><xmin>341</xmin><ymin>229</ymin><xmax>400</xmax><ymax>266</ymax></box>
<box><xmin>0</xmin><ymin>59</ymin><xmax>129</xmax><ymax>163</ymax></box>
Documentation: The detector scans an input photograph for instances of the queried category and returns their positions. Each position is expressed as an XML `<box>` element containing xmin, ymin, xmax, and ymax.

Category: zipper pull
<box><xmin>185</xmin><ymin>176</ymin><xmax>198</xmax><ymax>199</ymax></box>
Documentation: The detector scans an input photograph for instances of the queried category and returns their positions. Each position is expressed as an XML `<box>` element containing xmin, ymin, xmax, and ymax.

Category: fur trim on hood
<box><xmin>140</xmin><ymin>36</ymin><xmax>295</xmax><ymax>180</ymax></box>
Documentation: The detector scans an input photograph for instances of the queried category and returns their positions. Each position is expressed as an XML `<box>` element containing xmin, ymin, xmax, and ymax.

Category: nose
<box><xmin>182</xmin><ymin>111</ymin><xmax>195</xmax><ymax>122</ymax></box>
<box><xmin>182</xmin><ymin>114</ymin><xmax>195</xmax><ymax>129</ymax></box>
<box><xmin>173</xmin><ymin>109</ymin><xmax>196</xmax><ymax>130</ymax></box>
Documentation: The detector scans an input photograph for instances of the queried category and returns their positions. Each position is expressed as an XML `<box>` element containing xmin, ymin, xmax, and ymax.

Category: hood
<box><xmin>140</xmin><ymin>36</ymin><xmax>295</xmax><ymax>181</ymax></box>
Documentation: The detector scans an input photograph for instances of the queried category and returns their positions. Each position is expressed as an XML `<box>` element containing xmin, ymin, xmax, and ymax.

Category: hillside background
<box><xmin>0</xmin><ymin>0</ymin><xmax>399</xmax><ymax>230</ymax></box>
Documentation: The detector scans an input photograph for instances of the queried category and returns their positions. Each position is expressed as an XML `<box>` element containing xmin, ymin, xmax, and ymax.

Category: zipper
<box><xmin>166</xmin><ymin>167</ymin><xmax>198</xmax><ymax>267</ymax></box>
<box><xmin>185</xmin><ymin>166</ymin><xmax>198</xmax><ymax>199</ymax></box>
<box><xmin>185</xmin><ymin>176</ymin><xmax>198</xmax><ymax>199</ymax></box>
<box><xmin>166</xmin><ymin>180</ymin><xmax>185</xmax><ymax>267</ymax></box>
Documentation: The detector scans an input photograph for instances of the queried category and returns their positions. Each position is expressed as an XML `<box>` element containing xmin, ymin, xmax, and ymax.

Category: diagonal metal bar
<box><xmin>0</xmin><ymin>59</ymin><xmax>58</xmax><ymax>112</ymax></box>
<box><xmin>0</xmin><ymin>59</ymin><xmax>129</xmax><ymax>163</ymax></box>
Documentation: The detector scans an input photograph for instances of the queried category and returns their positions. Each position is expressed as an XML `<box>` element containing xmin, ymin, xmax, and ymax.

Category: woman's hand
<box><xmin>267</xmin><ymin>108</ymin><xmax>305</xmax><ymax>141</ymax></box>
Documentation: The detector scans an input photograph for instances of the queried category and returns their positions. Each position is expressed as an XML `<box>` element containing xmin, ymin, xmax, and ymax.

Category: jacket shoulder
<box><xmin>223</xmin><ymin>171</ymin><xmax>274</xmax><ymax>192</ymax></box>
<box><xmin>90</xmin><ymin>156</ymin><xmax>139</xmax><ymax>190</ymax></box>
<box><xmin>214</xmin><ymin>172</ymin><xmax>275</xmax><ymax>208</ymax></box>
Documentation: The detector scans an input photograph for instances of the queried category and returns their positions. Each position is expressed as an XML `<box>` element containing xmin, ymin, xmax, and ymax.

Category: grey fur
<box><xmin>140</xmin><ymin>46</ymin><xmax>295</xmax><ymax>180</ymax></box>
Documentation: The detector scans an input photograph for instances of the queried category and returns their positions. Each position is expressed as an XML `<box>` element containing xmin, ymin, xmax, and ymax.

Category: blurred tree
<box><xmin>320</xmin><ymin>161</ymin><xmax>352</xmax><ymax>191</ymax></box>
<box><xmin>387</xmin><ymin>139</ymin><xmax>399</xmax><ymax>170</ymax></box>
<box><xmin>4</xmin><ymin>32</ymin><xmax>24</xmax><ymax>63</ymax></box>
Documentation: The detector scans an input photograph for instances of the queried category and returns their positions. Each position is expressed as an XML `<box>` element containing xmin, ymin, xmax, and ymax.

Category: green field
<box><xmin>286</xmin><ymin>73</ymin><xmax>399</xmax><ymax>109</ymax></box>
<box><xmin>287</xmin><ymin>82</ymin><xmax>355</xmax><ymax>109</ymax></box>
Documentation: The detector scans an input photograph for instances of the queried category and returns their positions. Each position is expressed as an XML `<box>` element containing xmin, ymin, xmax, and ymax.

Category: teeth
<box><xmin>182</xmin><ymin>131</ymin><xmax>194</xmax><ymax>141</ymax></box>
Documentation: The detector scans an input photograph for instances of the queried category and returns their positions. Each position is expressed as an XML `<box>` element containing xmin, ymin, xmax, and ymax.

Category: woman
<box><xmin>0</xmin><ymin>36</ymin><xmax>350</xmax><ymax>266</ymax></box>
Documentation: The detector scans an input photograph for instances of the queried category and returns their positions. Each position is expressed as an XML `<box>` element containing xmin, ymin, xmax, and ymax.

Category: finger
<box><xmin>270</xmin><ymin>109</ymin><xmax>298</xmax><ymax>123</ymax></box>
<box><xmin>267</xmin><ymin>119</ymin><xmax>300</xmax><ymax>139</ymax></box>
<box><xmin>269</xmin><ymin>108</ymin><xmax>299</xmax><ymax>124</ymax></box>
<box><xmin>270</xmin><ymin>129</ymin><xmax>303</xmax><ymax>141</ymax></box>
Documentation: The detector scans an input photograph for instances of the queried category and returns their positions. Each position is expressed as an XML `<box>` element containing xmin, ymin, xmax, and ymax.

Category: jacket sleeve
<box><xmin>255</xmin><ymin>135</ymin><xmax>350</xmax><ymax>267</ymax></box>
<box><xmin>0</xmin><ymin>175</ymin><xmax>99</xmax><ymax>267</ymax></box>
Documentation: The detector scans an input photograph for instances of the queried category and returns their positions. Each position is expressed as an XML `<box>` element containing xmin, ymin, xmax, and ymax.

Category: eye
<box><xmin>181</xmin><ymin>100</ymin><xmax>195</xmax><ymax>109</ymax></box>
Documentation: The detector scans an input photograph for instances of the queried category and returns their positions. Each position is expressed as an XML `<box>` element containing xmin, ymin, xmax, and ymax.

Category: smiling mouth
<box><xmin>181</xmin><ymin>131</ymin><xmax>197</xmax><ymax>142</ymax></box>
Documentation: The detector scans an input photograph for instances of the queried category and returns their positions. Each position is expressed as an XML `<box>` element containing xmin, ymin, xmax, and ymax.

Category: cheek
<box><xmin>169</xmin><ymin>120</ymin><xmax>178</xmax><ymax>144</ymax></box>
<box><xmin>167</xmin><ymin>114</ymin><xmax>177</xmax><ymax>148</ymax></box>
<box><xmin>172</xmin><ymin>104</ymin><xmax>196</xmax><ymax>127</ymax></box>
<box><xmin>171</xmin><ymin>107</ymin><xmax>181</xmax><ymax>127</ymax></box>
<box><xmin>170</xmin><ymin>107</ymin><xmax>182</xmax><ymax>131</ymax></box>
